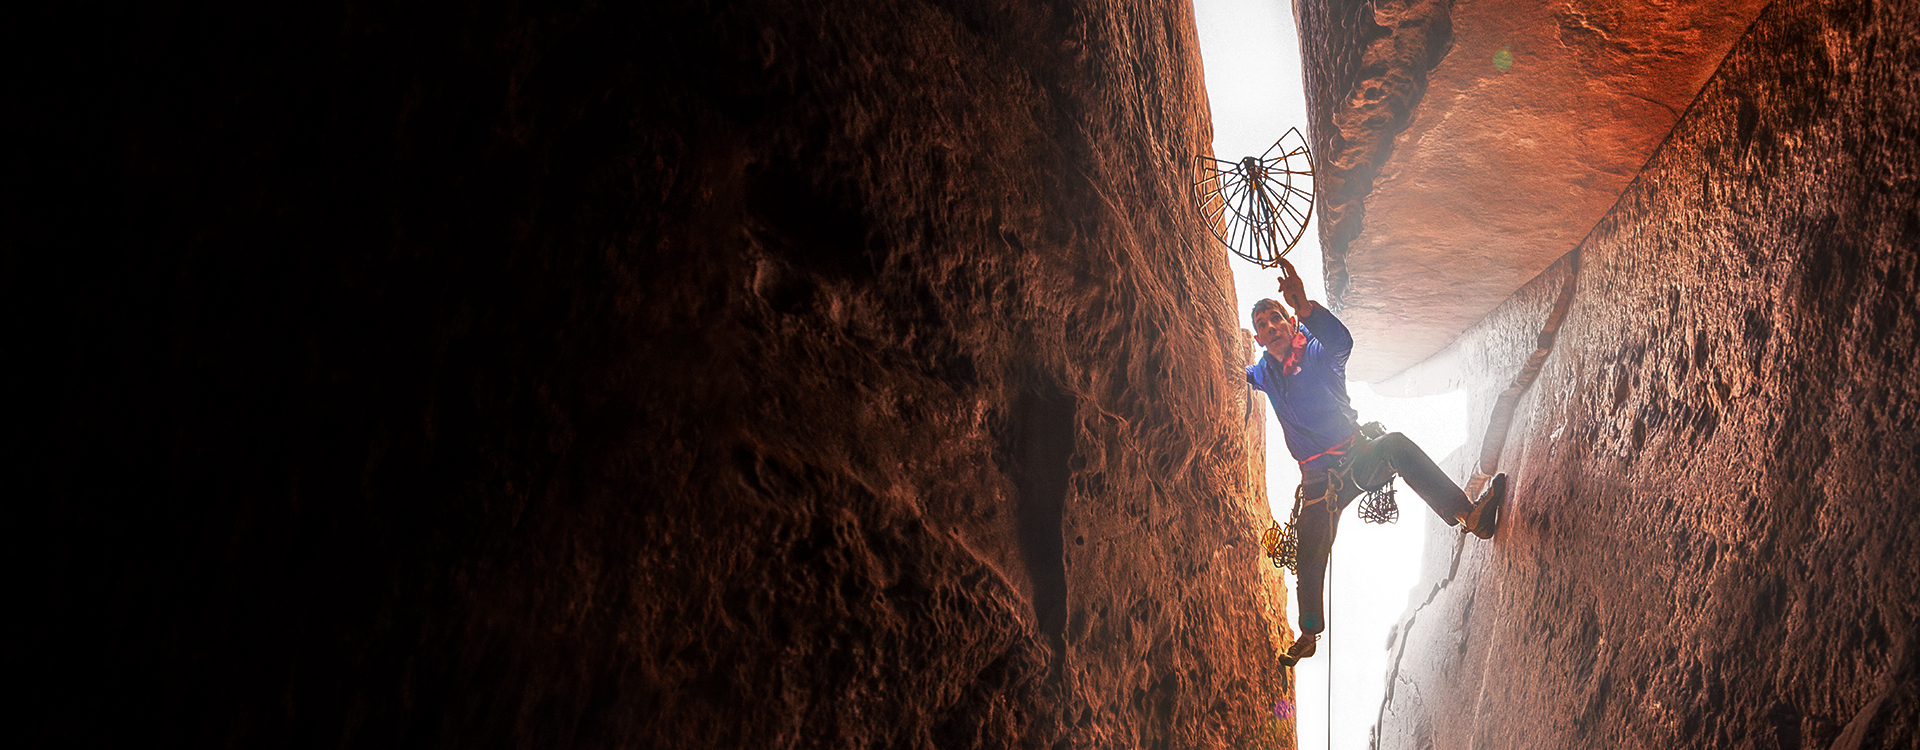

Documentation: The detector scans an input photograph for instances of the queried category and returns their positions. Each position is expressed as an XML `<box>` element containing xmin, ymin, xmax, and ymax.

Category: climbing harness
<box><xmin>1192</xmin><ymin>128</ymin><xmax>1316</xmax><ymax>267</ymax></box>
<box><xmin>1295</xmin><ymin>433</ymin><xmax>1354</xmax><ymax>466</ymax></box>
<box><xmin>1266</xmin><ymin>428</ymin><xmax>1372</xmax><ymax>571</ymax></box>
<box><xmin>1264</xmin><ymin>423</ymin><xmax>1405</xmax><ymax>570</ymax></box>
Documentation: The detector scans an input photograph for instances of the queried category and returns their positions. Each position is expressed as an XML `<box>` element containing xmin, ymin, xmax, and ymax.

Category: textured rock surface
<box><xmin>15</xmin><ymin>2</ymin><xmax>1298</xmax><ymax>747</ymax></box>
<box><xmin>1371</xmin><ymin>0</ymin><xmax>1920</xmax><ymax>746</ymax></box>
<box><xmin>1295</xmin><ymin>0</ymin><xmax>1456</xmax><ymax>321</ymax></box>
<box><xmin>1298</xmin><ymin>0</ymin><xmax>1772</xmax><ymax>381</ymax></box>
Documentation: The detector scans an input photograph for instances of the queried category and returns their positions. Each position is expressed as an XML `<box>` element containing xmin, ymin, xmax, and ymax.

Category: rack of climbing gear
<box><xmin>1263</xmin><ymin>516</ymin><xmax>1298</xmax><ymax>572</ymax></box>
<box><xmin>1356</xmin><ymin>482</ymin><xmax>1400</xmax><ymax>525</ymax></box>
<box><xmin>1193</xmin><ymin>128</ymin><xmax>1316</xmax><ymax>268</ymax></box>
<box><xmin>1353</xmin><ymin>421</ymin><xmax>1401</xmax><ymax>525</ymax></box>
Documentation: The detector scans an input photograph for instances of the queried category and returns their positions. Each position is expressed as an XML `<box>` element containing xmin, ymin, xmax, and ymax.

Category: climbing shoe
<box><xmin>1460</xmin><ymin>473</ymin><xmax>1507</xmax><ymax>540</ymax></box>
<box><xmin>1278</xmin><ymin>632</ymin><xmax>1318</xmax><ymax>666</ymax></box>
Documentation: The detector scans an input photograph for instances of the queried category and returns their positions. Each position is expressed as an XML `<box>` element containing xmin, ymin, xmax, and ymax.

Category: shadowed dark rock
<box><xmin>13</xmin><ymin>2</ymin><xmax>1296</xmax><ymax>747</ymax></box>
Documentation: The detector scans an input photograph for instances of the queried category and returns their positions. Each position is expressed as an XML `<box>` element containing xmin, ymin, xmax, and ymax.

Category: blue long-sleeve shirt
<box><xmin>1245</xmin><ymin>304</ymin><xmax>1359</xmax><ymax>472</ymax></box>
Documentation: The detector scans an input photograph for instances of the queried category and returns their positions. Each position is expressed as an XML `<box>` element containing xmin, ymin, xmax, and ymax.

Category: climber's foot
<box><xmin>1460</xmin><ymin>473</ymin><xmax>1507</xmax><ymax>540</ymax></box>
<box><xmin>1278</xmin><ymin>632</ymin><xmax>1318</xmax><ymax>666</ymax></box>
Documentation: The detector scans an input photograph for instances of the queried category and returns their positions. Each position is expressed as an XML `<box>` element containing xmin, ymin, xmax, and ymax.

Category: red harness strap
<box><xmin>1296</xmin><ymin>433</ymin><xmax>1356</xmax><ymax>468</ymax></box>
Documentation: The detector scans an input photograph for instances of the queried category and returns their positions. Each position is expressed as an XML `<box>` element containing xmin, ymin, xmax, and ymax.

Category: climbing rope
<box><xmin>1322</xmin><ymin>476</ymin><xmax>1336</xmax><ymax>750</ymax></box>
<box><xmin>1262</xmin><ymin>421</ymin><xmax>1411</xmax><ymax>750</ymax></box>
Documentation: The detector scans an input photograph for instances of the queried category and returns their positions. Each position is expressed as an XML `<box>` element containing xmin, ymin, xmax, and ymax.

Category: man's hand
<box><xmin>1277</xmin><ymin>258</ymin><xmax>1313</xmax><ymax>318</ymax></box>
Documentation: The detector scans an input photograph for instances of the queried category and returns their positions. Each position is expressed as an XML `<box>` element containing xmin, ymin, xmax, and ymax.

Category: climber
<box><xmin>1244</xmin><ymin>258</ymin><xmax>1507</xmax><ymax>666</ymax></box>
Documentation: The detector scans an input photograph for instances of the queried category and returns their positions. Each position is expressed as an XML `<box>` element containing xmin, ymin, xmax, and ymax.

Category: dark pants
<box><xmin>1293</xmin><ymin>432</ymin><xmax>1472</xmax><ymax>635</ymax></box>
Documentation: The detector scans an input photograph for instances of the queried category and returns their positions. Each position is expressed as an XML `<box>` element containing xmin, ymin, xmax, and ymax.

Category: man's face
<box><xmin>1253</xmin><ymin>309</ymin><xmax>1292</xmax><ymax>351</ymax></box>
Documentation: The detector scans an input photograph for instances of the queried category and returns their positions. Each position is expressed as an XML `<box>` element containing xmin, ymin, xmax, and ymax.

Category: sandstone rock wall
<box><xmin>15</xmin><ymin>1</ymin><xmax>1295</xmax><ymax>747</ymax></box>
<box><xmin>1371</xmin><ymin>0</ymin><xmax>1920</xmax><ymax>746</ymax></box>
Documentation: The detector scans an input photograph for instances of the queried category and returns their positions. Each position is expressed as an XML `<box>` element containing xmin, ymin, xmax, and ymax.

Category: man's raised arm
<box><xmin>1275</xmin><ymin>259</ymin><xmax>1352</xmax><ymax>363</ymax></box>
<box><xmin>1299</xmin><ymin>301</ymin><xmax>1352</xmax><ymax>360</ymax></box>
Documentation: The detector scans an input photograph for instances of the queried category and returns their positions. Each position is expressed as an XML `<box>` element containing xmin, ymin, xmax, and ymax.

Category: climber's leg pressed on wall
<box><xmin>1344</xmin><ymin>432</ymin><xmax>1509</xmax><ymax>539</ymax></box>
<box><xmin>1457</xmin><ymin>473</ymin><xmax>1507</xmax><ymax>539</ymax></box>
<box><xmin>1349</xmin><ymin>432</ymin><xmax>1473</xmax><ymax>520</ymax></box>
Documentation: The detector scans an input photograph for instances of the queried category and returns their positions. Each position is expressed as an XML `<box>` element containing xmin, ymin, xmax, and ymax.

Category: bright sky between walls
<box><xmin>1192</xmin><ymin>2</ymin><xmax>1471</xmax><ymax>749</ymax></box>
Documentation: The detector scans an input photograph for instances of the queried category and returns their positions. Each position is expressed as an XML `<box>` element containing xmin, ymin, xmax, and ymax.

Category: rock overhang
<box><xmin>1297</xmin><ymin>0</ymin><xmax>1773</xmax><ymax>382</ymax></box>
